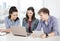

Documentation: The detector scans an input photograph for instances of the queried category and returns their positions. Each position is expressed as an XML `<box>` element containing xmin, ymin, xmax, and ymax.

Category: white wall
<box><xmin>44</xmin><ymin>0</ymin><xmax>60</xmax><ymax>18</ymax></box>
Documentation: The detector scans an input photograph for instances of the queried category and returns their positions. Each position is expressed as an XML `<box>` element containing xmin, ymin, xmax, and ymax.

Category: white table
<box><xmin>0</xmin><ymin>33</ymin><xmax>60</xmax><ymax>41</ymax></box>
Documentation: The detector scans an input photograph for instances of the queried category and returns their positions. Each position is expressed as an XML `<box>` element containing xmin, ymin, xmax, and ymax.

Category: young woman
<box><xmin>0</xmin><ymin>6</ymin><xmax>20</xmax><ymax>32</ymax></box>
<box><xmin>22</xmin><ymin>7</ymin><xmax>39</xmax><ymax>33</ymax></box>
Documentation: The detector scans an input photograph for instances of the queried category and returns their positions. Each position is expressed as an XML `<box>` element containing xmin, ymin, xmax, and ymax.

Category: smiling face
<box><xmin>38</xmin><ymin>8</ymin><xmax>50</xmax><ymax>21</ymax></box>
<box><xmin>10</xmin><ymin>12</ymin><xmax>18</xmax><ymax>20</ymax></box>
<box><xmin>39</xmin><ymin>12</ymin><xmax>49</xmax><ymax>21</ymax></box>
<box><xmin>27</xmin><ymin>10</ymin><xmax>33</xmax><ymax>18</ymax></box>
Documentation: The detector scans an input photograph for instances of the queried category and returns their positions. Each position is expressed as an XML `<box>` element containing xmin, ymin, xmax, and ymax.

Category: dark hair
<box><xmin>38</xmin><ymin>8</ymin><xmax>49</xmax><ymax>15</ymax></box>
<box><xmin>24</xmin><ymin>7</ymin><xmax>36</xmax><ymax>22</ymax></box>
<box><xmin>8</xmin><ymin>6</ymin><xmax>19</xmax><ymax>21</ymax></box>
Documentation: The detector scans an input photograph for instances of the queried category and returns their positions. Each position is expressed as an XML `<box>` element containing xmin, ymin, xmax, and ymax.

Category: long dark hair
<box><xmin>8</xmin><ymin>6</ymin><xmax>19</xmax><ymax>22</ymax></box>
<box><xmin>24</xmin><ymin>7</ymin><xmax>36</xmax><ymax>22</ymax></box>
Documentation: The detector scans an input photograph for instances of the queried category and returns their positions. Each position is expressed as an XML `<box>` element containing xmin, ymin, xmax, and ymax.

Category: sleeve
<box><xmin>16</xmin><ymin>20</ymin><xmax>20</xmax><ymax>26</ymax></box>
<box><xmin>52</xmin><ymin>18</ymin><xmax>59</xmax><ymax>35</ymax></box>
<box><xmin>4</xmin><ymin>18</ymin><xmax>10</xmax><ymax>29</ymax></box>
<box><xmin>22</xmin><ymin>19</ymin><xmax>25</xmax><ymax>27</ymax></box>
<box><xmin>35</xmin><ymin>20</ymin><xmax>42</xmax><ymax>31</ymax></box>
<box><xmin>33</xmin><ymin>19</ymin><xmax>39</xmax><ymax>30</ymax></box>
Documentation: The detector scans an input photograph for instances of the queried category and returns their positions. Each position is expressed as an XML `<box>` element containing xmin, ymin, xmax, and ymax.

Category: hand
<box><xmin>31</xmin><ymin>33</ymin><xmax>37</xmax><ymax>38</ymax></box>
<box><xmin>0</xmin><ymin>29</ymin><xmax>5</xmax><ymax>32</ymax></box>
<box><xmin>48</xmin><ymin>32</ymin><xmax>55</xmax><ymax>37</ymax></box>
<box><xmin>40</xmin><ymin>34</ymin><xmax>46</xmax><ymax>39</ymax></box>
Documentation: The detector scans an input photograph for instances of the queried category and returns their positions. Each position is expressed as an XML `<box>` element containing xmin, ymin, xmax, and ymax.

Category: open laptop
<box><xmin>11</xmin><ymin>26</ymin><xmax>31</xmax><ymax>37</ymax></box>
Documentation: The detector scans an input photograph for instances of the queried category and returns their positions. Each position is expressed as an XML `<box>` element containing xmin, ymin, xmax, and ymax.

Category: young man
<box><xmin>32</xmin><ymin>8</ymin><xmax>59</xmax><ymax>38</ymax></box>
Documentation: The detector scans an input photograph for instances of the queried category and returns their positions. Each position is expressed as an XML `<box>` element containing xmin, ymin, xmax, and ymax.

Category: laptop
<box><xmin>11</xmin><ymin>26</ymin><xmax>31</xmax><ymax>37</ymax></box>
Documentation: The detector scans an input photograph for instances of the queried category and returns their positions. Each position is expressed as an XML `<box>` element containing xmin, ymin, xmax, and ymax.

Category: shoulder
<box><xmin>33</xmin><ymin>18</ymin><xmax>39</xmax><ymax>23</ymax></box>
<box><xmin>23</xmin><ymin>18</ymin><xmax>26</xmax><ymax>21</ymax></box>
<box><xmin>35</xmin><ymin>18</ymin><xmax>39</xmax><ymax>22</ymax></box>
<box><xmin>50</xmin><ymin>16</ymin><xmax>57</xmax><ymax>21</ymax></box>
<box><xmin>5</xmin><ymin>16</ymin><xmax>9</xmax><ymax>21</ymax></box>
<box><xmin>22</xmin><ymin>18</ymin><xmax>27</xmax><ymax>23</ymax></box>
<box><xmin>50</xmin><ymin>16</ymin><xmax>57</xmax><ymax>22</ymax></box>
<box><xmin>23</xmin><ymin>17</ymin><xmax>26</xmax><ymax>20</ymax></box>
<box><xmin>16</xmin><ymin>19</ymin><xmax>20</xmax><ymax>22</ymax></box>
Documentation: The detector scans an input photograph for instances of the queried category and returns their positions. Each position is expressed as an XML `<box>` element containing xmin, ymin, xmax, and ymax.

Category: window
<box><xmin>0</xmin><ymin>0</ymin><xmax>43</xmax><ymax>27</ymax></box>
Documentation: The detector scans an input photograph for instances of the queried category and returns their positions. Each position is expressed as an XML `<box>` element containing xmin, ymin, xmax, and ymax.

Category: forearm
<box><xmin>48</xmin><ymin>32</ymin><xmax>55</xmax><ymax>37</ymax></box>
<box><xmin>0</xmin><ymin>29</ymin><xmax>11</xmax><ymax>33</ymax></box>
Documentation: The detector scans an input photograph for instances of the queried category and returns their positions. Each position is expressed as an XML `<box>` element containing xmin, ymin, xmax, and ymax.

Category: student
<box><xmin>32</xmin><ymin>8</ymin><xmax>59</xmax><ymax>38</ymax></box>
<box><xmin>22</xmin><ymin>7</ymin><xmax>39</xmax><ymax>33</ymax></box>
<box><xmin>0</xmin><ymin>6</ymin><xmax>20</xmax><ymax>32</ymax></box>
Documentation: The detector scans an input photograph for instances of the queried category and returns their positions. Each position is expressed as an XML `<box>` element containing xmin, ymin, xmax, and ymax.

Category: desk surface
<box><xmin>0</xmin><ymin>33</ymin><xmax>60</xmax><ymax>41</ymax></box>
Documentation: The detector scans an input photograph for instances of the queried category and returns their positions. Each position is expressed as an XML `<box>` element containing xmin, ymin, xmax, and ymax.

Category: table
<box><xmin>0</xmin><ymin>33</ymin><xmax>60</xmax><ymax>41</ymax></box>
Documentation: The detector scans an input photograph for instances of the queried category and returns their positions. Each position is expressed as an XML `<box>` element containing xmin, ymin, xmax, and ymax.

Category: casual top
<box><xmin>22</xmin><ymin>18</ymin><xmax>39</xmax><ymax>33</ymax></box>
<box><xmin>36</xmin><ymin>16</ymin><xmax>59</xmax><ymax>35</ymax></box>
<box><xmin>5</xmin><ymin>16</ymin><xmax>20</xmax><ymax>29</ymax></box>
<box><xmin>28</xmin><ymin>21</ymin><xmax>32</xmax><ymax>33</ymax></box>
<box><xmin>45</xmin><ymin>21</ymin><xmax>48</xmax><ymax>26</ymax></box>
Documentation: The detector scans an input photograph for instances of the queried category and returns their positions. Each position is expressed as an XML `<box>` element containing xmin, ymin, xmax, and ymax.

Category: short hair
<box><xmin>38</xmin><ymin>8</ymin><xmax>49</xmax><ymax>15</ymax></box>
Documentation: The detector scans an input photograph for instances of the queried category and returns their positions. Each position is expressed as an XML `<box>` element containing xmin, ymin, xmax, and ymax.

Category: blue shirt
<box><xmin>36</xmin><ymin>16</ymin><xmax>59</xmax><ymax>35</ymax></box>
<box><xmin>22</xmin><ymin>18</ymin><xmax>39</xmax><ymax>32</ymax></box>
<box><xmin>5</xmin><ymin>17</ymin><xmax>20</xmax><ymax>29</ymax></box>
